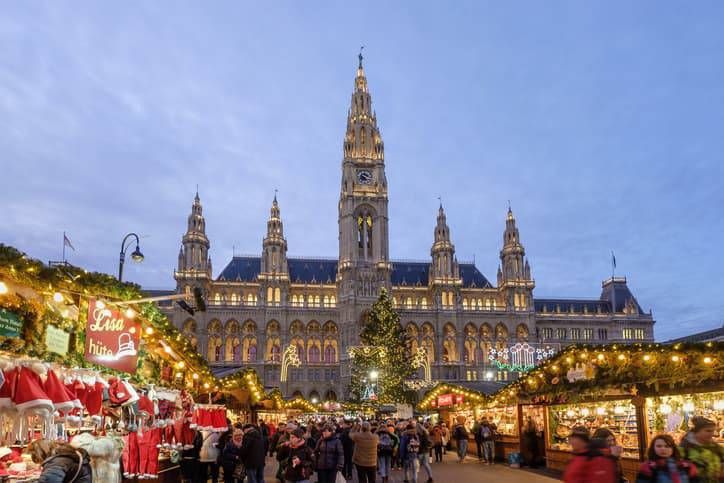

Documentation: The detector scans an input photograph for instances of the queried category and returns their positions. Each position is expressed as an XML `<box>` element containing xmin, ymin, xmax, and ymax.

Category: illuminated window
<box><xmin>570</xmin><ymin>328</ymin><xmax>581</xmax><ymax>340</ymax></box>
<box><xmin>274</xmin><ymin>287</ymin><xmax>281</xmax><ymax>303</ymax></box>
<box><xmin>214</xmin><ymin>293</ymin><xmax>221</xmax><ymax>305</ymax></box>
<box><xmin>420</xmin><ymin>298</ymin><xmax>427</xmax><ymax>309</ymax></box>
<box><xmin>541</xmin><ymin>328</ymin><xmax>553</xmax><ymax>339</ymax></box>
<box><xmin>555</xmin><ymin>328</ymin><xmax>567</xmax><ymax>340</ymax></box>
<box><xmin>635</xmin><ymin>328</ymin><xmax>645</xmax><ymax>339</ymax></box>
<box><xmin>330</xmin><ymin>295</ymin><xmax>336</xmax><ymax>307</ymax></box>
<box><xmin>582</xmin><ymin>328</ymin><xmax>593</xmax><ymax>340</ymax></box>
<box><xmin>462</xmin><ymin>299</ymin><xmax>468</xmax><ymax>310</ymax></box>
<box><xmin>623</xmin><ymin>328</ymin><xmax>633</xmax><ymax>340</ymax></box>
<box><xmin>405</xmin><ymin>297</ymin><xmax>413</xmax><ymax>309</ymax></box>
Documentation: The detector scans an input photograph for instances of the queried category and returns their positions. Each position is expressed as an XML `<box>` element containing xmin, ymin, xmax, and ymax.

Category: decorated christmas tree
<box><xmin>349</xmin><ymin>289</ymin><xmax>416</xmax><ymax>404</ymax></box>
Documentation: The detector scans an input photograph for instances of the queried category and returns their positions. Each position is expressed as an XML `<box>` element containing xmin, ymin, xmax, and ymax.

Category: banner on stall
<box><xmin>45</xmin><ymin>325</ymin><xmax>70</xmax><ymax>355</ymax></box>
<box><xmin>0</xmin><ymin>309</ymin><xmax>22</xmax><ymax>338</ymax></box>
<box><xmin>84</xmin><ymin>299</ymin><xmax>140</xmax><ymax>373</ymax></box>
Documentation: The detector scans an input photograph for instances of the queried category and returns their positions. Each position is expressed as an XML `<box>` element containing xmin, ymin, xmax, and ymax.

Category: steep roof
<box><xmin>217</xmin><ymin>256</ymin><xmax>492</xmax><ymax>288</ymax></box>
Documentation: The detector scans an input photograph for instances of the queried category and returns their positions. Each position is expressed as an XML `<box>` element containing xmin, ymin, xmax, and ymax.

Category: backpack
<box><xmin>454</xmin><ymin>425</ymin><xmax>468</xmax><ymax>440</ymax></box>
<box><xmin>378</xmin><ymin>433</ymin><xmax>393</xmax><ymax>454</ymax></box>
<box><xmin>406</xmin><ymin>435</ymin><xmax>420</xmax><ymax>454</ymax></box>
<box><xmin>481</xmin><ymin>426</ymin><xmax>491</xmax><ymax>439</ymax></box>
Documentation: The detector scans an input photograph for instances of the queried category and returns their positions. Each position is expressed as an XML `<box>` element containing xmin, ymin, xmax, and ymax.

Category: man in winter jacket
<box><xmin>350</xmin><ymin>422</ymin><xmax>379</xmax><ymax>483</ymax></box>
<box><xmin>452</xmin><ymin>420</ymin><xmax>469</xmax><ymax>463</ymax></box>
<box><xmin>314</xmin><ymin>425</ymin><xmax>344</xmax><ymax>483</ymax></box>
<box><xmin>240</xmin><ymin>424</ymin><xmax>266</xmax><ymax>483</ymax></box>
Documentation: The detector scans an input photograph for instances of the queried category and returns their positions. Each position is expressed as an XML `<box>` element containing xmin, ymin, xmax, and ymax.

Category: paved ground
<box><xmin>262</xmin><ymin>451</ymin><xmax>560</xmax><ymax>482</ymax></box>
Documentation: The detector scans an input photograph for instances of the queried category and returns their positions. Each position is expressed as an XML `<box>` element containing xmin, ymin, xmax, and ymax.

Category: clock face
<box><xmin>357</xmin><ymin>170</ymin><xmax>373</xmax><ymax>185</ymax></box>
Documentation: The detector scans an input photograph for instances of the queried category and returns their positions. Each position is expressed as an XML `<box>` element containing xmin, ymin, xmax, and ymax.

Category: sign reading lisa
<box><xmin>84</xmin><ymin>299</ymin><xmax>140</xmax><ymax>374</ymax></box>
<box><xmin>0</xmin><ymin>309</ymin><xmax>22</xmax><ymax>338</ymax></box>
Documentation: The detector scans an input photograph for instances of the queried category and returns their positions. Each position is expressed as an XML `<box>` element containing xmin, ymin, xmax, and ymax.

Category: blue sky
<box><xmin>2</xmin><ymin>2</ymin><xmax>723</xmax><ymax>340</ymax></box>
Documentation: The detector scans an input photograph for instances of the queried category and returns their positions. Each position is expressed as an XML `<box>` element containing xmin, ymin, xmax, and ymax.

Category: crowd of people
<box><xmin>19</xmin><ymin>413</ymin><xmax>721</xmax><ymax>483</ymax></box>
<box><xmin>171</xmin><ymin>415</ymin><xmax>487</xmax><ymax>483</ymax></box>
<box><xmin>563</xmin><ymin>416</ymin><xmax>723</xmax><ymax>483</ymax></box>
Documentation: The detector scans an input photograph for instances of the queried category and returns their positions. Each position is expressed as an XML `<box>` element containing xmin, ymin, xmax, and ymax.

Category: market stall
<box><xmin>490</xmin><ymin>342</ymin><xmax>723</xmax><ymax>481</ymax></box>
<box><xmin>0</xmin><ymin>245</ymin><xmax>226</xmax><ymax>482</ymax></box>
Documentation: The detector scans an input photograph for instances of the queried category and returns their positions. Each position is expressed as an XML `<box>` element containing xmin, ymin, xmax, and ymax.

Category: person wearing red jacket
<box><xmin>563</xmin><ymin>426</ymin><xmax>618</xmax><ymax>483</ymax></box>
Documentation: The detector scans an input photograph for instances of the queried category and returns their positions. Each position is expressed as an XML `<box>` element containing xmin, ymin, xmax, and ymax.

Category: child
<box><xmin>637</xmin><ymin>434</ymin><xmax>699</xmax><ymax>483</ymax></box>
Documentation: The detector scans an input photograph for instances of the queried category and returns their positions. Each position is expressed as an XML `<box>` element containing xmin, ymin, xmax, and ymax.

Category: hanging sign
<box><xmin>438</xmin><ymin>393</ymin><xmax>454</xmax><ymax>407</ymax></box>
<box><xmin>45</xmin><ymin>325</ymin><xmax>70</xmax><ymax>355</ymax></box>
<box><xmin>454</xmin><ymin>394</ymin><xmax>464</xmax><ymax>405</ymax></box>
<box><xmin>84</xmin><ymin>299</ymin><xmax>140</xmax><ymax>374</ymax></box>
<box><xmin>0</xmin><ymin>309</ymin><xmax>22</xmax><ymax>338</ymax></box>
<box><xmin>566</xmin><ymin>363</ymin><xmax>596</xmax><ymax>383</ymax></box>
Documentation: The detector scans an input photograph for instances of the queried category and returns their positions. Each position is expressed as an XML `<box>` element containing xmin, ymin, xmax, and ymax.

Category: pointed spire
<box><xmin>344</xmin><ymin>52</ymin><xmax>383</xmax><ymax>160</ymax></box>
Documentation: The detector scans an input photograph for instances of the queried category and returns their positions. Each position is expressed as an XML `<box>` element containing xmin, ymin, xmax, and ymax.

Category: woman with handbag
<box><xmin>27</xmin><ymin>439</ymin><xmax>93</xmax><ymax>483</ymax></box>
<box><xmin>221</xmin><ymin>429</ymin><xmax>245</xmax><ymax>483</ymax></box>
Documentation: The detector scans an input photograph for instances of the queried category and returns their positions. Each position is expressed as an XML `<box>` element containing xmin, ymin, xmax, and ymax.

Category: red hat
<box><xmin>0</xmin><ymin>368</ymin><xmax>18</xmax><ymax>409</ymax></box>
<box><xmin>85</xmin><ymin>380</ymin><xmax>105</xmax><ymax>423</ymax></box>
<box><xmin>43</xmin><ymin>370</ymin><xmax>74</xmax><ymax>413</ymax></box>
<box><xmin>63</xmin><ymin>382</ymin><xmax>83</xmax><ymax>409</ymax></box>
<box><xmin>137</xmin><ymin>395</ymin><xmax>154</xmax><ymax>418</ymax></box>
<box><xmin>108</xmin><ymin>377</ymin><xmax>130</xmax><ymax>406</ymax></box>
<box><xmin>14</xmin><ymin>367</ymin><xmax>53</xmax><ymax>412</ymax></box>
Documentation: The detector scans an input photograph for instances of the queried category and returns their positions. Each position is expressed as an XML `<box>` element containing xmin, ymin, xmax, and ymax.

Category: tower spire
<box><xmin>261</xmin><ymin>194</ymin><xmax>288</xmax><ymax>277</ymax></box>
<box><xmin>175</xmin><ymin>191</ymin><xmax>211</xmax><ymax>292</ymax></box>
<box><xmin>430</xmin><ymin>204</ymin><xmax>460</xmax><ymax>283</ymax></box>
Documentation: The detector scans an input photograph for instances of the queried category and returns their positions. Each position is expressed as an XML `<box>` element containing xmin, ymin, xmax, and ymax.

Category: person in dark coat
<box><xmin>259</xmin><ymin>420</ymin><xmax>270</xmax><ymax>455</ymax></box>
<box><xmin>314</xmin><ymin>425</ymin><xmax>344</xmax><ymax>483</ymax></box>
<box><xmin>27</xmin><ymin>440</ymin><xmax>93</xmax><ymax>483</ymax></box>
<box><xmin>276</xmin><ymin>428</ymin><xmax>315</xmax><ymax>482</ymax></box>
<box><xmin>339</xmin><ymin>421</ymin><xmax>355</xmax><ymax>479</ymax></box>
<box><xmin>240</xmin><ymin>424</ymin><xmax>267</xmax><ymax>483</ymax></box>
<box><xmin>270</xmin><ymin>422</ymin><xmax>287</xmax><ymax>457</ymax></box>
<box><xmin>221</xmin><ymin>429</ymin><xmax>244</xmax><ymax>483</ymax></box>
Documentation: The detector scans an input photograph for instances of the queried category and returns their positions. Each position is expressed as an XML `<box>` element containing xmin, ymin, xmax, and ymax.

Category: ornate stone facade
<box><xmin>162</xmin><ymin>58</ymin><xmax>655</xmax><ymax>401</ymax></box>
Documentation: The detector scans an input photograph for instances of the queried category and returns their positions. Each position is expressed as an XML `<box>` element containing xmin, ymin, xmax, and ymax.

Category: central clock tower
<box><xmin>338</xmin><ymin>54</ymin><xmax>391</xmax><ymax>352</ymax></box>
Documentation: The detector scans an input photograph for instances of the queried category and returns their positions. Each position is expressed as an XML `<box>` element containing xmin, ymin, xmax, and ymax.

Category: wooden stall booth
<box><xmin>496</xmin><ymin>341</ymin><xmax>723</xmax><ymax>482</ymax></box>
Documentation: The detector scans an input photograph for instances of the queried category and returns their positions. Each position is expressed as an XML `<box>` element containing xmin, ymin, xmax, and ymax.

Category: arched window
<box><xmin>214</xmin><ymin>293</ymin><xmax>221</xmax><ymax>305</ymax></box>
<box><xmin>274</xmin><ymin>287</ymin><xmax>281</xmax><ymax>303</ymax></box>
<box><xmin>441</xmin><ymin>292</ymin><xmax>447</xmax><ymax>307</ymax></box>
<box><xmin>405</xmin><ymin>297</ymin><xmax>413</xmax><ymax>309</ymax></box>
<box><xmin>296</xmin><ymin>342</ymin><xmax>305</xmax><ymax>362</ymax></box>
<box><xmin>271</xmin><ymin>343</ymin><xmax>281</xmax><ymax>362</ymax></box>
<box><xmin>324</xmin><ymin>390</ymin><xmax>337</xmax><ymax>402</ymax></box>
<box><xmin>247</xmin><ymin>344</ymin><xmax>257</xmax><ymax>362</ymax></box>
<box><xmin>330</xmin><ymin>295</ymin><xmax>336</xmax><ymax>307</ymax></box>
<box><xmin>213</xmin><ymin>339</ymin><xmax>222</xmax><ymax>362</ymax></box>
<box><xmin>420</xmin><ymin>298</ymin><xmax>427</xmax><ymax>309</ymax></box>
<box><xmin>308</xmin><ymin>343</ymin><xmax>321</xmax><ymax>363</ymax></box>
<box><xmin>366</xmin><ymin>215</ymin><xmax>373</xmax><ymax>257</ymax></box>
<box><xmin>324</xmin><ymin>344</ymin><xmax>336</xmax><ymax>363</ymax></box>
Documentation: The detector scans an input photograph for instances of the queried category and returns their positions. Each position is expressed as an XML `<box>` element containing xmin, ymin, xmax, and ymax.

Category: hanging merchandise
<box><xmin>191</xmin><ymin>404</ymin><xmax>228</xmax><ymax>432</ymax></box>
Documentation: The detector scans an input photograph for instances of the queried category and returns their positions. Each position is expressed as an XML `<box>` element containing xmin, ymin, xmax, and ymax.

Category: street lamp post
<box><xmin>118</xmin><ymin>233</ymin><xmax>144</xmax><ymax>282</ymax></box>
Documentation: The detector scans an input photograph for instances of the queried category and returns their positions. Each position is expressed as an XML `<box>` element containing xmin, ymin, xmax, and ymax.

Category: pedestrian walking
<box><xmin>431</xmin><ymin>424</ymin><xmax>443</xmax><ymax>463</ymax></box>
<box><xmin>479</xmin><ymin>417</ymin><xmax>496</xmax><ymax>465</ymax></box>
<box><xmin>400</xmin><ymin>424</ymin><xmax>421</xmax><ymax>483</ymax></box>
<box><xmin>239</xmin><ymin>424</ymin><xmax>266</xmax><ymax>483</ymax></box>
<box><xmin>563</xmin><ymin>426</ymin><xmax>618</xmax><ymax>483</ymax></box>
<box><xmin>340</xmin><ymin>421</ymin><xmax>355</xmax><ymax>479</ymax></box>
<box><xmin>377</xmin><ymin>424</ymin><xmax>396</xmax><ymax>483</ymax></box>
<box><xmin>637</xmin><ymin>434</ymin><xmax>700</xmax><ymax>483</ymax></box>
<box><xmin>452</xmin><ymin>417</ymin><xmax>469</xmax><ymax>463</ymax></box>
<box><xmin>314</xmin><ymin>425</ymin><xmax>344</xmax><ymax>483</ymax></box>
<box><xmin>350</xmin><ymin>421</ymin><xmax>379</xmax><ymax>483</ymax></box>
<box><xmin>679</xmin><ymin>416</ymin><xmax>723</xmax><ymax>483</ymax></box>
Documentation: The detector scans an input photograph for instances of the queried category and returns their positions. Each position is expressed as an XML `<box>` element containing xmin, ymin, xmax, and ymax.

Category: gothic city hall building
<box><xmin>160</xmin><ymin>59</ymin><xmax>655</xmax><ymax>401</ymax></box>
